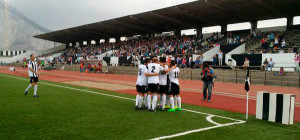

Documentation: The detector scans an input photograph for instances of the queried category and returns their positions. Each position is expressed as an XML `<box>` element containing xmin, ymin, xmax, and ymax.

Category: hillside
<box><xmin>0</xmin><ymin>0</ymin><xmax>54</xmax><ymax>51</ymax></box>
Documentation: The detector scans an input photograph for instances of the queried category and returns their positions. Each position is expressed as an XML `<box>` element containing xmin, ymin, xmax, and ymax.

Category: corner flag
<box><xmin>244</xmin><ymin>68</ymin><xmax>250</xmax><ymax>120</ymax></box>
<box><xmin>244</xmin><ymin>68</ymin><xmax>250</xmax><ymax>92</ymax></box>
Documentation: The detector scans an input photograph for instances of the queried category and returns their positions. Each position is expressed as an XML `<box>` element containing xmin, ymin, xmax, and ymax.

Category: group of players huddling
<box><xmin>135</xmin><ymin>56</ymin><xmax>181</xmax><ymax>112</ymax></box>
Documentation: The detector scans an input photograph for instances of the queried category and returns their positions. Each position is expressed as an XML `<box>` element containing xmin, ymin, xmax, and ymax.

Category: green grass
<box><xmin>0</xmin><ymin>73</ymin><xmax>299</xmax><ymax>140</ymax></box>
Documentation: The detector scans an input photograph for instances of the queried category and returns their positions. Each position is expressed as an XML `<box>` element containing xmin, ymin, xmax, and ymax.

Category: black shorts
<box><xmin>158</xmin><ymin>85</ymin><xmax>168</xmax><ymax>94</ymax></box>
<box><xmin>148</xmin><ymin>84</ymin><xmax>158</xmax><ymax>93</ymax></box>
<box><xmin>30</xmin><ymin>77</ymin><xmax>39</xmax><ymax>83</ymax></box>
<box><xmin>136</xmin><ymin>85</ymin><xmax>147</xmax><ymax>94</ymax></box>
<box><xmin>169</xmin><ymin>82</ymin><xmax>180</xmax><ymax>95</ymax></box>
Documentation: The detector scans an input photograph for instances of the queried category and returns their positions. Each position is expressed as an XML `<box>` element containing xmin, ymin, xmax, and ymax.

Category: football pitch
<box><xmin>0</xmin><ymin>73</ymin><xmax>299</xmax><ymax>140</ymax></box>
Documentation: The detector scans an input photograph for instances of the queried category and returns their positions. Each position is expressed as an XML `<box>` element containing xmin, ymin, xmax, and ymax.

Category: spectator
<box><xmin>268</xmin><ymin>58</ymin><xmax>275</xmax><ymax>71</ymax></box>
<box><xmin>199</xmin><ymin>54</ymin><xmax>204</xmax><ymax>67</ymax></box>
<box><xmin>201</xmin><ymin>63</ymin><xmax>214</xmax><ymax>103</ymax></box>
<box><xmin>188</xmin><ymin>55</ymin><xmax>192</xmax><ymax>68</ymax></box>
<box><xmin>279</xmin><ymin>67</ymin><xmax>285</xmax><ymax>76</ymax></box>
<box><xmin>212</xmin><ymin>54</ymin><xmax>217</xmax><ymax>65</ymax></box>
<box><xmin>293</xmin><ymin>46</ymin><xmax>298</xmax><ymax>53</ymax></box>
<box><xmin>242</xmin><ymin>58</ymin><xmax>250</xmax><ymax>70</ymax></box>
<box><xmin>194</xmin><ymin>57</ymin><xmax>201</xmax><ymax>68</ymax></box>
<box><xmin>281</xmin><ymin>39</ymin><xmax>286</xmax><ymax>48</ymax></box>
<box><xmin>294</xmin><ymin>52</ymin><xmax>300</xmax><ymax>72</ymax></box>
<box><xmin>181</xmin><ymin>58</ymin><xmax>187</xmax><ymax>68</ymax></box>
<box><xmin>261</xmin><ymin>58</ymin><xmax>268</xmax><ymax>71</ymax></box>
<box><xmin>217</xmin><ymin>50</ymin><xmax>223</xmax><ymax>66</ymax></box>
<box><xmin>80</xmin><ymin>61</ymin><xmax>84</xmax><ymax>74</ymax></box>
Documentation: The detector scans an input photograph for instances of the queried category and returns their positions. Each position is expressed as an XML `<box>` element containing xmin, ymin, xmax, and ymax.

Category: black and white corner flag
<box><xmin>244</xmin><ymin>68</ymin><xmax>250</xmax><ymax>92</ymax></box>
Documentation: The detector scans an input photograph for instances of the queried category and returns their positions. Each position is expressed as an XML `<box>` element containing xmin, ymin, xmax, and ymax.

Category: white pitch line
<box><xmin>206</xmin><ymin>115</ymin><xmax>222</xmax><ymax>126</ymax></box>
<box><xmin>0</xmin><ymin>74</ymin><xmax>246</xmax><ymax>139</ymax></box>
<box><xmin>149</xmin><ymin>121</ymin><xmax>246</xmax><ymax>140</ymax></box>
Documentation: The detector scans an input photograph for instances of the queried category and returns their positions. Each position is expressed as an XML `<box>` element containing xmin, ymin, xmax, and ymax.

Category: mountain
<box><xmin>0</xmin><ymin>0</ymin><xmax>54</xmax><ymax>51</ymax></box>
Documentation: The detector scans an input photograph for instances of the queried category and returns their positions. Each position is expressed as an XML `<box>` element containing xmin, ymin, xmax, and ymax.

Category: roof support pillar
<box><xmin>105</xmin><ymin>38</ymin><xmax>110</xmax><ymax>44</ymax></box>
<box><xmin>221</xmin><ymin>24</ymin><xmax>227</xmax><ymax>34</ymax></box>
<box><xmin>251</xmin><ymin>21</ymin><xmax>258</xmax><ymax>33</ymax></box>
<box><xmin>115</xmin><ymin>37</ymin><xmax>121</xmax><ymax>43</ymax></box>
<box><xmin>174</xmin><ymin>30</ymin><xmax>181</xmax><ymax>38</ymax></box>
<box><xmin>196</xmin><ymin>28</ymin><xmax>203</xmax><ymax>39</ymax></box>
<box><xmin>287</xmin><ymin>16</ymin><xmax>294</xmax><ymax>30</ymax></box>
<box><xmin>79</xmin><ymin>41</ymin><xmax>84</xmax><ymax>47</ymax></box>
<box><xmin>150</xmin><ymin>33</ymin><xmax>155</xmax><ymax>40</ymax></box>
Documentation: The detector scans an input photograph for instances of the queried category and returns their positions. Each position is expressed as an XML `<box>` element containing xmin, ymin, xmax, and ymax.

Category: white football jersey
<box><xmin>28</xmin><ymin>60</ymin><xmax>38</xmax><ymax>77</ymax></box>
<box><xmin>147</xmin><ymin>63</ymin><xmax>161</xmax><ymax>84</ymax></box>
<box><xmin>136</xmin><ymin>64</ymin><xmax>148</xmax><ymax>86</ymax></box>
<box><xmin>169</xmin><ymin>67</ymin><xmax>180</xmax><ymax>85</ymax></box>
<box><xmin>159</xmin><ymin>65</ymin><xmax>169</xmax><ymax>85</ymax></box>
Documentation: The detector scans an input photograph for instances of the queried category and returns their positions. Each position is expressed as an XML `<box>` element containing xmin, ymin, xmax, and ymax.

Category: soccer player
<box><xmin>158</xmin><ymin>57</ymin><xmax>168</xmax><ymax>111</ymax></box>
<box><xmin>135</xmin><ymin>58</ymin><xmax>151</xmax><ymax>110</ymax></box>
<box><xmin>146</xmin><ymin>57</ymin><xmax>161</xmax><ymax>112</ymax></box>
<box><xmin>24</xmin><ymin>54</ymin><xmax>39</xmax><ymax>98</ymax></box>
<box><xmin>165</xmin><ymin>60</ymin><xmax>181</xmax><ymax>112</ymax></box>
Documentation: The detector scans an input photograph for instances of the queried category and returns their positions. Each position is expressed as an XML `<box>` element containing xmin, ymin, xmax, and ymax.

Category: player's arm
<box><xmin>144</xmin><ymin>67</ymin><xmax>158</xmax><ymax>76</ymax></box>
<box><xmin>164</xmin><ymin>66</ymin><xmax>176</xmax><ymax>73</ymax></box>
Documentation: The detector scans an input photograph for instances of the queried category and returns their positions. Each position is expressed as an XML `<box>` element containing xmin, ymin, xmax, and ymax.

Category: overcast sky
<box><xmin>9</xmin><ymin>0</ymin><xmax>196</xmax><ymax>31</ymax></box>
<box><xmin>8</xmin><ymin>0</ymin><xmax>300</xmax><ymax>33</ymax></box>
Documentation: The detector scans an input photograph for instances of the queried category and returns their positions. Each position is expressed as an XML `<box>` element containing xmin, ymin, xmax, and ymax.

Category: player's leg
<box><xmin>168</xmin><ymin>94</ymin><xmax>175</xmax><ymax>112</ymax></box>
<box><xmin>147</xmin><ymin>92</ymin><xmax>152</xmax><ymax>111</ymax></box>
<box><xmin>135</xmin><ymin>93</ymin><xmax>140</xmax><ymax>109</ymax></box>
<box><xmin>25</xmin><ymin>78</ymin><xmax>34</xmax><ymax>95</ymax></box>
<box><xmin>161</xmin><ymin>93</ymin><xmax>166</xmax><ymax>110</ymax></box>
<box><xmin>144</xmin><ymin>93</ymin><xmax>148</xmax><ymax>108</ymax></box>
<box><xmin>174</xmin><ymin>95</ymin><xmax>178</xmax><ymax>109</ymax></box>
<box><xmin>168</xmin><ymin>83</ymin><xmax>176</xmax><ymax>112</ymax></box>
<box><xmin>33</xmin><ymin>83</ymin><xmax>39</xmax><ymax>97</ymax></box>
<box><xmin>202</xmin><ymin>82</ymin><xmax>208</xmax><ymax>100</ymax></box>
<box><xmin>135</xmin><ymin>87</ymin><xmax>140</xmax><ymax>107</ymax></box>
<box><xmin>33</xmin><ymin>77</ymin><xmax>39</xmax><ymax>97</ymax></box>
<box><xmin>175</xmin><ymin>84</ymin><xmax>182</xmax><ymax>111</ymax></box>
<box><xmin>138</xmin><ymin>93</ymin><xmax>144</xmax><ymax>109</ymax></box>
<box><xmin>151</xmin><ymin>93</ymin><xmax>158</xmax><ymax>112</ymax></box>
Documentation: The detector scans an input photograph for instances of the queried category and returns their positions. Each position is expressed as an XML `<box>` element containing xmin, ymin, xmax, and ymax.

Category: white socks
<box><xmin>135</xmin><ymin>94</ymin><xmax>140</xmax><ymax>106</ymax></box>
<box><xmin>152</xmin><ymin>95</ymin><xmax>158</xmax><ymax>110</ymax></box>
<box><xmin>144</xmin><ymin>94</ymin><xmax>148</xmax><ymax>107</ymax></box>
<box><xmin>170</xmin><ymin>97</ymin><xmax>175</xmax><ymax>109</ymax></box>
<box><xmin>147</xmin><ymin>95</ymin><xmax>152</xmax><ymax>110</ymax></box>
<box><xmin>161</xmin><ymin>94</ymin><xmax>166</xmax><ymax>108</ymax></box>
<box><xmin>177</xmin><ymin>96</ymin><xmax>182</xmax><ymax>109</ymax></box>
<box><xmin>138</xmin><ymin>96</ymin><xmax>143</xmax><ymax>108</ymax></box>
<box><xmin>34</xmin><ymin>85</ymin><xmax>38</xmax><ymax>96</ymax></box>
<box><xmin>25</xmin><ymin>84</ymin><xmax>32</xmax><ymax>91</ymax></box>
<box><xmin>174</xmin><ymin>96</ymin><xmax>178</xmax><ymax>107</ymax></box>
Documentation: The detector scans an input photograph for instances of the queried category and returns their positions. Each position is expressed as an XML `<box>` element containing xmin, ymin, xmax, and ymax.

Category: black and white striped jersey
<box><xmin>28</xmin><ymin>60</ymin><xmax>38</xmax><ymax>77</ymax></box>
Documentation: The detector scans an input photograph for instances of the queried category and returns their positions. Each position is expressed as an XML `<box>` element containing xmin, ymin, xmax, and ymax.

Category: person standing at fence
<box><xmin>201</xmin><ymin>63</ymin><xmax>214</xmax><ymax>102</ymax></box>
<box><xmin>217</xmin><ymin>50</ymin><xmax>223</xmax><ymax>66</ymax></box>
<box><xmin>242</xmin><ymin>58</ymin><xmax>250</xmax><ymax>70</ymax></box>
<box><xmin>294</xmin><ymin>52</ymin><xmax>300</xmax><ymax>72</ymax></box>
<box><xmin>268</xmin><ymin>58</ymin><xmax>275</xmax><ymax>71</ymax></box>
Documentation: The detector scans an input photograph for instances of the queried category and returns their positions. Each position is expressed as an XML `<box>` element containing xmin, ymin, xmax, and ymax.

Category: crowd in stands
<box><xmin>53</xmin><ymin>35</ymin><xmax>222</xmax><ymax>65</ymax></box>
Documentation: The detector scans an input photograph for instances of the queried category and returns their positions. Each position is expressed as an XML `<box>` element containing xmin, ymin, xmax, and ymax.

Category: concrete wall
<box><xmin>225</xmin><ymin>43</ymin><xmax>245</xmax><ymax>67</ymax></box>
<box><xmin>257</xmin><ymin>26</ymin><xmax>287</xmax><ymax>32</ymax></box>
<box><xmin>107</xmin><ymin>66</ymin><xmax>299</xmax><ymax>88</ymax></box>
<box><xmin>262</xmin><ymin>53</ymin><xmax>296</xmax><ymax>72</ymax></box>
<box><xmin>0</xmin><ymin>45</ymin><xmax>66</xmax><ymax>63</ymax></box>
<box><xmin>193</xmin><ymin>45</ymin><xmax>220</xmax><ymax>62</ymax></box>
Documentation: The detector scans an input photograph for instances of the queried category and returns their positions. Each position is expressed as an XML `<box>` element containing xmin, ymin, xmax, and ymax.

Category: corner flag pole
<box><xmin>246</xmin><ymin>91</ymin><xmax>249</xmax><ymax>120</ymax></box>
<box><xmin>244</xmin><ymin>68</ymin><xmax>250</xmax><ymax>120</ymax></box>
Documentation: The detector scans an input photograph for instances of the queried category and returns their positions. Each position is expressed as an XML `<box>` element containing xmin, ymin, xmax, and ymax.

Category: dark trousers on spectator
<box><xmin>203</xmin><ymin>81</ymin><xmax>213</xmax><ymax>100</ymax></box>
